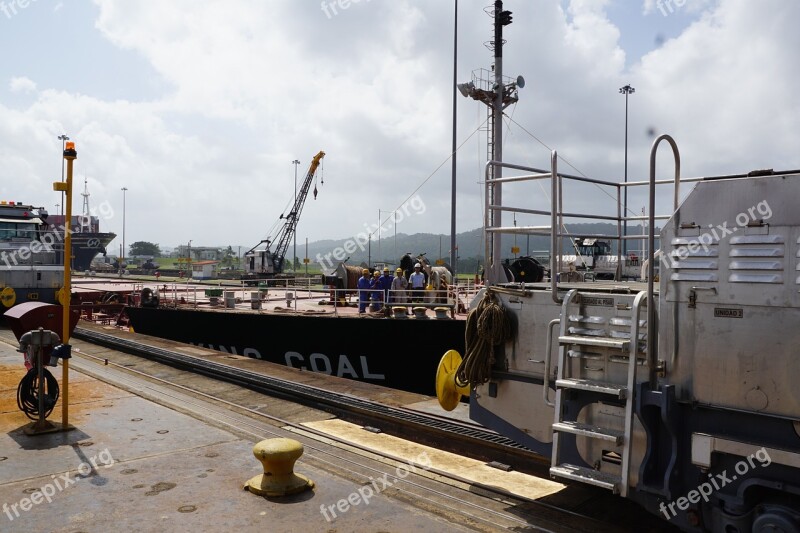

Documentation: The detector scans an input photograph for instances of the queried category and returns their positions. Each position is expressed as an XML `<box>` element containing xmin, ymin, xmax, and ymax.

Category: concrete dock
<box><xmin>0</xmin><ymin>329</ymin><xmax>568</xmax><ymax>532</ymax></box>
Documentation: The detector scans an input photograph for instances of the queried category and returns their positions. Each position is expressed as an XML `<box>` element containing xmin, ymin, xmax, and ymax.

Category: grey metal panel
<box><xmin>670</xmin><ymin>260</ymin><xmax>718</xmax><ymax>269</ymax></box>
<box><xmin>729</xmin><ymin>260</ymin><xmax>783</xmax><ymax>270</ymax></box>
<box><xmin>671</xmin><ymin>237</ymin><xmax>720</xmax><ymax>246</ymax></box>
<box><xmin>729</xmin><ymin>247</ymin><xmax>784</xmax><ymax>257</ymax></box>
<box><xmin>660</xmin><ymin>175</ymin><xmax>800</xmax><ymax>418</ymax></box>
<box><xmin>669</xmin><ymin>248</ymin><xmax>718</xmax><ymax>258</ymax></box>
<box><xmin>669</xmin><ymin>272</ymin><xmax>719</xmax><ymax>282</ymax></box>
<box><xmin>729</xmin><ymin>273</ymin><xmax>784</xmax><ymax>283</ymax></box>
<box><xmin>729</xmin><ymin>235</ymin><xmax>785</xmax><ymax>244</ymax></box>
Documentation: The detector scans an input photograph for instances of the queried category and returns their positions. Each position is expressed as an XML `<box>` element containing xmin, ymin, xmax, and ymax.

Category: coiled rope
<box><xmin>17</xmin><ymin>367</ymin><xmax>59</xmax><ymax>420</ymax></box>
<box><xmin>456</xmin><ymin>289</ymin><xmax>513</xmax><ymax>388</ymax></box>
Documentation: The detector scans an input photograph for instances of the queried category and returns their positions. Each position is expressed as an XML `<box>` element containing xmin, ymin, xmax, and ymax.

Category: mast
<box><xmin>491</xmin><ymin>0</ymin><xmax>505</xmax><ymax>283</ymax></box>
<box><xmin>80</xmin><ymin>177</ymin><xmax>91</xmax><ymax>233</ymax></box>
<box><xmin>81</xmin><ymin>177</ymin><xmax>90</xmax><ymax>215</ymax></box>
<box><xmin>456</xmin><ymin>2</ymin><xmax>518</xmax><ymax>284</ymax></box>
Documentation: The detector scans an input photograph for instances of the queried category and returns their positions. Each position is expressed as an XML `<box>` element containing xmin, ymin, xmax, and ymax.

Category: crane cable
<box><xmin>456</xmin><ymin>289</ymin><xmax>512</xmax><ymax>388</ymax></box>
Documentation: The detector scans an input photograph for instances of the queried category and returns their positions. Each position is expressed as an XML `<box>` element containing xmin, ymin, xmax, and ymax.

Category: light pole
<box><xmin>619</xmin><ymin>84</ymin><xmax>635</xmax><ymax>255</ymax></box>
<box><xmin>121</xmin><ymin>187</ymin><xmax>128</xmax><ymax>270</ymax></box>
<box><xmin>450</xmin><ymin>0</ymin><xmax>458</xmax><ymax>279</ymax></box>
<box><xmin>58</xmin><ymin>134</ymin><xmax>69</xmax><ymax>216</ymax></box>
<box><xmin>292</xmin><ymin>159</ymin><xmax>300</xmax><ymax>272</ymax></box>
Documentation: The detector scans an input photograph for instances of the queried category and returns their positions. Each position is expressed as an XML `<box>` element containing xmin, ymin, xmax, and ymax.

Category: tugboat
<box><xmin>0</xmin><ymin>201</ymin><xmax>63</xmax><ymax>314</ymax></box>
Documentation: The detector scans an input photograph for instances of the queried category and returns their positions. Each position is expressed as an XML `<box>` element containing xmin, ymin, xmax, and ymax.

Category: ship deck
<box><xmin>71</xmin><ymin>276</ymin><xmax>476</xmax><ymax>320</ymax></box>
<box><xmin>72</xmin><ymin>275</ymin><xmax>658</xmax><ymax>323</ymax></box>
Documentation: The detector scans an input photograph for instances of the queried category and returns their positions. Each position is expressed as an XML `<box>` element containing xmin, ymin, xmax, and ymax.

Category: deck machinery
<box><xmin>454</xmin><ymin>137</ymin><xmax>800</xmax><ymax>532</ymax></box>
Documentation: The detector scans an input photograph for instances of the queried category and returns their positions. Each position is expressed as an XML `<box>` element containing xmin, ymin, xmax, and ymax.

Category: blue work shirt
<box><xmin>357</xmin><ymin>276</ymin><xmax>372</xmax><ymax>301</ymax></box>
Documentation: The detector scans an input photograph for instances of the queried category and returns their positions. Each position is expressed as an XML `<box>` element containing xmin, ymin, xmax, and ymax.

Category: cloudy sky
<box><xmin>1</xmin><ymin>0</ymin><xmax>798</xmax><ymax>257</ymax></box>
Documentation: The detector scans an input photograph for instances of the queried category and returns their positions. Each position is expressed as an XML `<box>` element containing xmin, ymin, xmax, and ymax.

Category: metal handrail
<box><xmin>483</xmin><ymin>138</ymin><xmax>689</xmax><ymax>298</ymax></box>
<box><xmin>542</xmin><ymin>318</ymin><xmax>560</xmax><ymax>407</ymax></box>
<box><xmin>647</xmin><ymin>134</ymin><xmax>680</xmax><ymax>387</ymax></box>
<box><xmin>621</xmin><ymin>289</ymin><xmax>648</xmax><ymax>497</ymax></box>
<box><xmin>550</xmin><ymin>151</ymin><xmax>561</xmax><ymax>303</ymax></box>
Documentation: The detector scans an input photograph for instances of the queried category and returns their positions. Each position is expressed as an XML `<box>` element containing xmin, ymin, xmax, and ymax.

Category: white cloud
<box><xmin>9</xmin><ymin>76</ymin><xmax>37</xmax><ymax>93</ymax></box>
<box><xmin>0</xmin><ymin>0</ymin><xmax>797</xmax><ymax>261</ymax></box>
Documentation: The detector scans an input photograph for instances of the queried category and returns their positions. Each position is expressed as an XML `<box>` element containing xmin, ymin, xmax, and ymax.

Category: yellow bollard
<box><xmin>245</xmin><ymin>438</ymin><xmax>314</xmax><ymax>497</ymax></box>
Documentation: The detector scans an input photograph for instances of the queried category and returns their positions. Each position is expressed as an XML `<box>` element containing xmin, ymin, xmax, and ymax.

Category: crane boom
<box><xmin>270</xmin><ymin>150</ymin><xmax>325</xmax><ymax>272</ymax></box>
<box><xmin>242</xmin><ymin>151</ymin><xmax>325</xmax><ymax>282</ymax></box>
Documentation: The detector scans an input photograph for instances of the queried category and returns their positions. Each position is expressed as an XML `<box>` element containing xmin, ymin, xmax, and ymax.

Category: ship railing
<box><xmin>484</xmin><ymin>143</ymin><xmax>693</xmax><ymax>303</ymax></box>
<box><xmin>322</xmin><ymin>288</ymin><xmax>458</xmax><ymax>317</ymax></box>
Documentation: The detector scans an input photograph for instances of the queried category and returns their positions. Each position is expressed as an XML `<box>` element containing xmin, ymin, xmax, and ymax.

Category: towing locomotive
<box><xmin>441</xmin><ymin>137</ymin><xmax>800</xmax><ymax>532</ymax></box>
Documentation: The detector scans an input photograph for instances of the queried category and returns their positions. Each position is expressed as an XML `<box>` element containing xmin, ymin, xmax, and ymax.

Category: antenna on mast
<box><xmin>81</xmin><ymin>177</ymin><xmax>91</xmax><ymax>216</ymax></box>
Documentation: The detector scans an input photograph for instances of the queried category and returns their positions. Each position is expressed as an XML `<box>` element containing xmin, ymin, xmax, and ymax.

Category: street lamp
<box><xmin>292</xmin><ymin>159</ymin><xmax>300</xmax><ymax>272</ymax></box>
<box><xmin>58</xmin><ymin>134</ymin><xmax>69</xmax><ymax>216</ymax></box>
<box><xmin>121</xmin><ymin>187</ymin><xmax>128</xmax><ymax>271</ymax></box>
<box><xmin>619</xmin><ymin>84</ymin><xmax>635</xmax><ymax>255</ymax></box>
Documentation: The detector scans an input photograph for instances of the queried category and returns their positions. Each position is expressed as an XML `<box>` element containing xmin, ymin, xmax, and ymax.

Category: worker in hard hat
<box><xmin>370</xmin><ymin>270</ymin><xmax>383</xmax><ymax>311</ymax></box>
<box><xmin>357</xmin><ymin>268</ymin><xmax>372</xmax><ymax>313</ymax></box>
<box><xmin>409</xmin><ymin>262</ymin><xmax>426</xmax><ymax>303</ymax></box>
<box><xmin>376</xmin><ymin>267</ymin><xmax>394</xmax><ymax>308</ymax></box>
<box><xmin>391</xmin><ymin>267</ymin><xmax>408</xmax><ymax>305</ymax></box>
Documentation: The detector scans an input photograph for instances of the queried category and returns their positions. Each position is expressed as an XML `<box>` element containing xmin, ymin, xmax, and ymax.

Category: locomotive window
<box><xmin>0</xmin><ymin>222</ymin><xmax>37</xmax><ymax>240</ymax></box>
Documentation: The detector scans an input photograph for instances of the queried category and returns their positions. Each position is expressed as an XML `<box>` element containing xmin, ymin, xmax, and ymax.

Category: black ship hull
<box><xmin>125</xmin><ymin>306</ymin><xmax>466</xmax><ymax>396</ymax></box>
<box><xmin>70</xmin><ymin>232</ymin><xmax>116</xmax><ymax>271</ymax></box>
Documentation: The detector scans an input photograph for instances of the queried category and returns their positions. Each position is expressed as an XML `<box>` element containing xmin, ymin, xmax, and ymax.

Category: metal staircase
<box><xmin>549</xmin><ymin>288</ymin><xmax>648</xmax><ymax>497</ymax></box>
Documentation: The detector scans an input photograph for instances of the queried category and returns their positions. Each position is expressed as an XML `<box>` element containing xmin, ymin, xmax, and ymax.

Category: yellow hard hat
<box><xmin>362</xmin><ymin>268</ymin><xmax>369</xmax><ymax>274</ymax></box>
<box><xmin>383</xmin><ymin>267</ymin><xmax>390</xmax><ymax>272</ymax></box>
<box><xmin>373</xmin><ymin>271</ymin><xmax>380</xmax><ymax>276</ymax></box>
<box><xmin>395</xmin><ymin>268</ymin><xmax>402</xmax><ymax>273</ymax></box>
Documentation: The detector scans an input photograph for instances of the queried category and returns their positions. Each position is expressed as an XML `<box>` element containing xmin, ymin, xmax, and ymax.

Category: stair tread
<box><xmin>559</xmin><ymin>335</ymin><xmax>630</xmax><ymax>349</ymax></box>
<box><xmin>552</xmin><ymin>421</ymin><xmax>624</xmax><ymax>444</ymax></box>
<box><xmin>550</xmin><ymin>463</ymin><xmax>621</xmax><ymax>493</ymax></box>
<box><xmin>555</xmin><ymin>378</ymin><xmax>627</xmax><ymax>398</ymax></box>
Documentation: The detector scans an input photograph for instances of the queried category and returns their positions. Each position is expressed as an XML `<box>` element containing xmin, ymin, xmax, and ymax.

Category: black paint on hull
<box><xmin>70</xmin><ymin>232</ymin><xmax>116</xmax><ymax>271</ymax></box>
<box><xmin>125</xmin><ymin>307</ymin><xmax>466</xmax><ymax>396</ymax></box>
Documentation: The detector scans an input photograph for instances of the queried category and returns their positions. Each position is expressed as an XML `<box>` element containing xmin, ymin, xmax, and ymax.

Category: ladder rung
<box><xmin>556</xmin><ymin>378</ymin><xmax>627</xmax><ymax>399</ymax></box>
<box><xmin>550</xmin><ymin>464</ymin><xmax>621</xmax><ymax>493</ymax></box>
<box><xmin>559</xmin><ymin>335</ymin><xmax>630</xmax><ymax>350</ymax></box>
<box><xmin>552</xmin><ymin>421</ymin><xmax>624</xmax><ymax>445</ymax></box>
